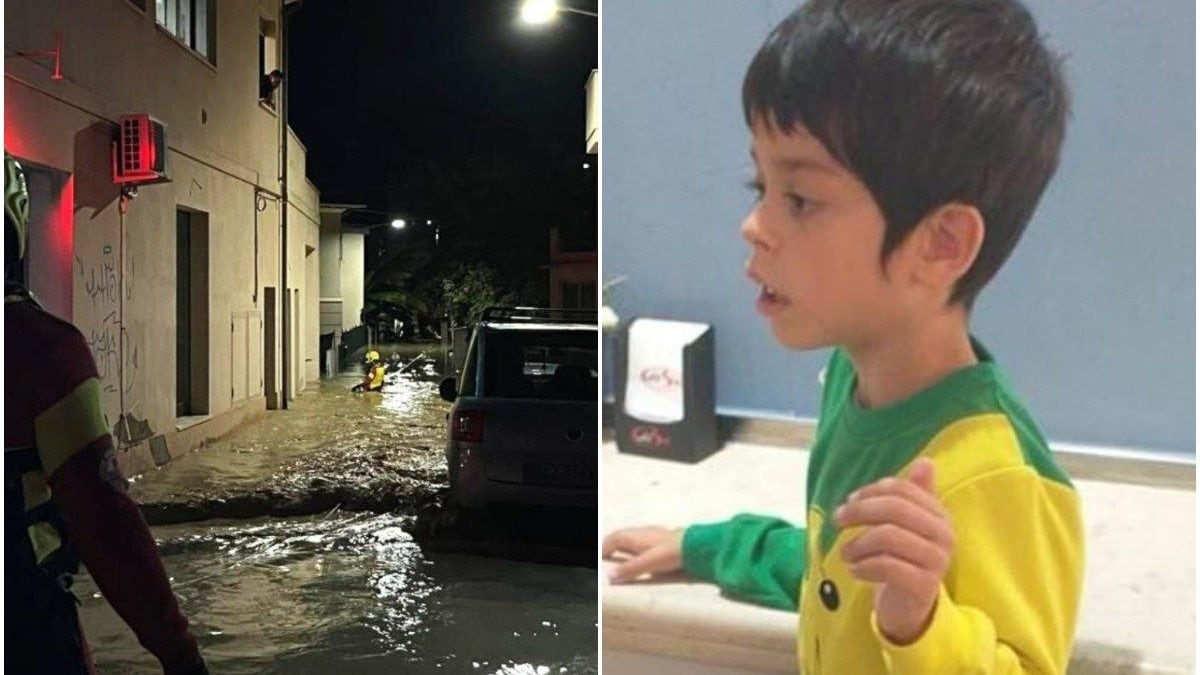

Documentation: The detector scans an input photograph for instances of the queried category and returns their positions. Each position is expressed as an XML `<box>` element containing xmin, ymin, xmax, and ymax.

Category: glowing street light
<box><xmin>391</xmin><ymin>218</ymin><xmax>406</xmax><ymax>229</ymax></box>
<box><xmin>521</xmin><ymin>0</ymin><xmax>557</xmax><ymax>24</ymax></box>
<box><xmin>520</xmin><ymin>0</ymin><xmax>596</xmax><ymax>25</ymax></box>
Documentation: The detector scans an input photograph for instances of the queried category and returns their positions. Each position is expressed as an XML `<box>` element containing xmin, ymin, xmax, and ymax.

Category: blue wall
<box><xmin>602</xmin><ymin>0</ymin><xmax>1195</xmax><ymax>454</ymax></box>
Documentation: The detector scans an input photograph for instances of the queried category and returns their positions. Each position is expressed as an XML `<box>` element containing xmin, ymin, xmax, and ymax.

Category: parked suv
<box><xmin>439</xmin><ymin>306</ymin><xmax>598</xmax><ymax>509</ymax></box>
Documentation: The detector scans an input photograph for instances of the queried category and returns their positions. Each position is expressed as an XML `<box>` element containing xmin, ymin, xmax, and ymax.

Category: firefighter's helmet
<box><xmin>5</xmin><ymin>152</ymin><xmax>29</xmax><ymax>266</ymax></box>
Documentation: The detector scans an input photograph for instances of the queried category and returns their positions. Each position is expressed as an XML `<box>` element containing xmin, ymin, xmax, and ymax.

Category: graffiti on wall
<box><xmin>86</xmin><ymin>311</ymin><xmax>120</xmax><ymax>391</ymax></box>
<box><xmin>77</xmin><ymin>241</ymin><xmax>149</xmax><ymax>445</ymax></box>
<box><xmin>81</xmin><ymin>244</ymin><xmax>119</xmax><ymax>307</ymax></box>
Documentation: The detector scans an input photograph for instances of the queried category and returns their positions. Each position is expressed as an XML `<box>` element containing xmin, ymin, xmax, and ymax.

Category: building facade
<box><xmin>318</xmin><ymin>204</ymin><xmax>366</xmax><ymax>338</ymax></box>
<box><xmin>586</xmin><ymin>68</ymin><xmax>599</xmax><ymax>154</ymax></box>
<box><xmin>548</xmin><ymin>68</ymin><xmax>599</xmax><ymax>310</ymax></box>
<box><xmin>5</xmin><ymin>0</ymin><xmax>322</xmax><ymax>474</ymax></box>
<box><xmin>548</xmin><ymin>227</ymin><xmax>597</xmax><ymax>309</ymax></box>
<box><xmin>317</xmin><ymin>203</ymin><xmax>366</xmax><ymax>375</ymax></box>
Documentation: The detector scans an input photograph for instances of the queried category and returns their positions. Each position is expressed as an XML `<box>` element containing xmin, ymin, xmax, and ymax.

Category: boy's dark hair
<box><xmin>743</xmin><ymin>0</ymin><xmax>1069</xmax><ymax>307</ymax></box>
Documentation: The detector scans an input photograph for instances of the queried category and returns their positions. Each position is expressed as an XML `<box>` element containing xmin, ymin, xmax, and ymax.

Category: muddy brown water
<box><xmin>76</xmin><ymin>365</ymin><xmax>598</xmax><ymax>674</ymax></box>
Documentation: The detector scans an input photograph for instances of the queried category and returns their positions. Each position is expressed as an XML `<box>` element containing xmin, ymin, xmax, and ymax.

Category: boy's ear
<box><xmin>913</xmin><ymin>203</ymin><xmax>985</xmax><ymax>292</ymax></box>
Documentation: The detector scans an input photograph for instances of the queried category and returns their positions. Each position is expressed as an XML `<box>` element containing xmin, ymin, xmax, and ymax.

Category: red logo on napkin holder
<box><xmin>639</xmin><ymin>366</ymin><xmax>681</xmax><ymax>393</ymax></box>
<box><xmin>630</xmin><ymin>425</ymin><xmax>671</xmax><ymax>449</ymax></box>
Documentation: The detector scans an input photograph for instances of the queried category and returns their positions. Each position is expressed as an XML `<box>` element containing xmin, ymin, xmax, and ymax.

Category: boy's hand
<box><xmin>602</xmin><ymin>526</ymin><xmax>685</xmax><ymax>583</ymax></box>
<box><xmin>835</xmin><ymin>458</ymin><xmax>954</xmax><ymax>645</ymax></box>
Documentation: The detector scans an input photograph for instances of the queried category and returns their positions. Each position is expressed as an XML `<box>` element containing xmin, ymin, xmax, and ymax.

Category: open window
<box><xmin>259</xmin><ymin>18</ymin><xmax>280</xmax><ymax>108</ymax></box>
<box><xmin>156</xmin><ymin>0</ymin><xmax>217</xmax><ymax>64</ymax></box>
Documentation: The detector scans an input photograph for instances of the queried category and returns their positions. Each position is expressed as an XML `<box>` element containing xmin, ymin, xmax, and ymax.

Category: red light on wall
<box><xmin>23</xmin><ymin>169</ymin><xmax>75</xmax><ymax>324</ymax></box>
<box><xmin>47</xmin><ymin>176</ymin><xmax>74</xmax><ymax>321</ymax></box>
<box><xmin>4</xmin><ymin>117</ymin><xmax>33</xmax><ymax>160</ymax></box>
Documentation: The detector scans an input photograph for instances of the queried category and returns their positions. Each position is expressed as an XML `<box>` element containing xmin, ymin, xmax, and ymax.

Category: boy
<box><xmin>602</xmin><ymin>1</ymin><xmax>1084</xmax><ymax>673</ymax></box>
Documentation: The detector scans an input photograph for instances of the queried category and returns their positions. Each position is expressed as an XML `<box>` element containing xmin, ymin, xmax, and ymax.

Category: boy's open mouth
<box><xmin>756</xmin><ymin>283</ymin><xmax>790</xmax><ymax>316</ymax></box>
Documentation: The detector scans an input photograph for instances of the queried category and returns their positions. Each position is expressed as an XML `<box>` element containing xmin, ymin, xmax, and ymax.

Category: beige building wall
<box><xmin>586</xmin><ymin>69</ymin><xmax>599</xmax><ymax>154</ymax></box>
<box><xmin>319</xmin><ymin>211</ymin><xmax>343</xmax><ymax>299</ymax></box>
<box><xmin>316</xmin><ymin>205</ymin><xmax>365</xmax><ymax>334</ymax></box>
<box><xmin>339</xmin><ymin>233</ymin><xmax>365</xmax><ymax>330</ymax></box>
<box><xmin>286</xmin><ymin>129</ymin><xmax>321</xmax><ymax>391</ymax></box>
<box><xmin>5</xmin><ymin>0</ymin><xmax>322</xmax><ymax>473</ymax></box>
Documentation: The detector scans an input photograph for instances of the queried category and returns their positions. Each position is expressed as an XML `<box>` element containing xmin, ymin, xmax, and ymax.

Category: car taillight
<box><xmin>452</xmin><ymin>410</ymin><xmax>485</xmax><ymax>443</ymax></box>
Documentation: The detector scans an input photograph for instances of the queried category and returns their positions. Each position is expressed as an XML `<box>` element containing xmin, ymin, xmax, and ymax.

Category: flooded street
<box><xmin>77</xmin><ymin>357</ymin><xmax>597</xmax><ymax>674</ymax></box>
<box><xmin>131</xmin><ymin>358</ymin><xmax>450</xmax><ymax>523</ymax></box>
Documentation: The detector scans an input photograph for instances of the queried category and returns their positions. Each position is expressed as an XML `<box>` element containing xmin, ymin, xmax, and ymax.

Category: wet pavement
<box><xmin>77</xmin><ymin>353</ymin><xmax>598</xmax><ymax>674</ymax></box>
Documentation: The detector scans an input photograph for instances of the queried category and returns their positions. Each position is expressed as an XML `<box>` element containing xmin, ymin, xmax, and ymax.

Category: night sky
<box><xmin>287</xmin><ymin>0</ymin><xmax>598</xmax><ymax>269</ymax></box>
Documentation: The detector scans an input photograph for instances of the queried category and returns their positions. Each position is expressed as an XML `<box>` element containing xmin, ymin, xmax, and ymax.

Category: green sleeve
<box><xmin>680</xmin><ymin>513</ymin><xmax>806</xmax><ymax>611</ymax></box>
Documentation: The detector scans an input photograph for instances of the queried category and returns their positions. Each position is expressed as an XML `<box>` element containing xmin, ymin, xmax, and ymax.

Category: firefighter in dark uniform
<box><xmin>4</xmin><ymin>152</ymin><xmax>208</xmax><ymax>674</ymax></box>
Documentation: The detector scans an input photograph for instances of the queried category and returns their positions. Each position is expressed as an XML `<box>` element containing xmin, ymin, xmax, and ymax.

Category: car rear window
<box><xmin>482</xmin><ymin>329</ymin><xmax>597</xmax><ymax>401</ymax></box>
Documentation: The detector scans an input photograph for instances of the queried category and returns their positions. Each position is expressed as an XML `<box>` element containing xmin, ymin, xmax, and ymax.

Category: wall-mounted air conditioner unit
<box><xmin>112</xmin><ymin>114</ymin><xmax>168</xmax><ymax>184</ymax></box>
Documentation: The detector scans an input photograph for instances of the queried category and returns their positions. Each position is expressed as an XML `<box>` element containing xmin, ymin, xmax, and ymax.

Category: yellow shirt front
<box><xmin>683</xmin><ymin>343</ymin><xmax>1084</xmax><ymax>674</ymax></box>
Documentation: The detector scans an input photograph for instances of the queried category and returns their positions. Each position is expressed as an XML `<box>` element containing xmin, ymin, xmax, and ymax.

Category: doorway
<box><xmin>264</xmin><ymin>286</ymin><xmax>279</xmax><ymax>409</ymax></box>
<box><xmin>176</xmin><ymin>208</ymin><xmax>210</xmax><ymax>418</ymax></box>
<box><xmin>20</xmin><ymin>163</ymin><xmax>73</xmax><ymax>322</ymax></box>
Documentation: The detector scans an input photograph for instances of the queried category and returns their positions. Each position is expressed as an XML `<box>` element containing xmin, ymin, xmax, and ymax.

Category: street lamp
<box><xmin>391</xmin><ymin>218</ymin><xmax>406</xmax><ymax>229</ymax></box>
<box><xmin>519</xmin><ymin>0</ymin><xmax>596</xmax><ymax>25</ymax></box>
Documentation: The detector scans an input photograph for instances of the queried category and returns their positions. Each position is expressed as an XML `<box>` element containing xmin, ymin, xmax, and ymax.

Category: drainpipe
<box><xmin>280</xmin><ymin>0</ymin><xmax>302</xmax><ymax>409</ymax></box>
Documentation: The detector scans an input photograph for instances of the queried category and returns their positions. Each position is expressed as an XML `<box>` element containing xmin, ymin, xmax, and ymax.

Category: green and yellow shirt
<box><xmin>682</xmin><ymin>341</ymin><xmax>1084</xmax><ymax>674</ymax></box>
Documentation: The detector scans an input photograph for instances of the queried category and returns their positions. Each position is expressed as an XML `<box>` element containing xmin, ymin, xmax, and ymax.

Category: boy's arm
<box><xmin>681</xmin><ymin>513</ymin><xmax>807</xmax><ymax>611</ymax></box>
<box><xmin>669</xmin><ymin>352</ymin><xmax>832</xmax><ymax>611</ymax></box>
<box><xmin>872</xmin><ymin>467</ymin><xmax>1084</xmax><ymax>674</ymax></box>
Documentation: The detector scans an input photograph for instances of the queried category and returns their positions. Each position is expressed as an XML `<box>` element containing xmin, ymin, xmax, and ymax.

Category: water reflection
<box><xmin>83</xmin><ymin>356</ymin><xmax>596</xmax><ymax>674</ymax></box>
<box><xmin>375</xmin><ymin>377</ymin><xmax>427</xmax><ymax>417</ymax></box>
<box><xmin>78</xmin><ymin>512</ymin><xmax>597</xmax><ymax>673</ymax></box>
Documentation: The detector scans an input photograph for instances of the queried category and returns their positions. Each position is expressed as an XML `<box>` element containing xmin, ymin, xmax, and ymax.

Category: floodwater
<box><xmin>76</xmin><ymin>351</ymin><xmax>597</xmax><ymax>674</ymax></box>
<box><xmin>131</xmin><ymin>350</ymin><xmax>450</xmax><ymax>520</ymax></box>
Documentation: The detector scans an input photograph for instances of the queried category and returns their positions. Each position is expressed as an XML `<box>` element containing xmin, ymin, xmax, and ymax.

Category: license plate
<box><xmin>523</xmin><ymin>462</ymin><xmax>596</xmax><ymax>487</ymax></box>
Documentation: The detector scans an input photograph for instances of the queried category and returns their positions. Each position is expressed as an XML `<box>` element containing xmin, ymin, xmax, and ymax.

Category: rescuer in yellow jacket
<box><xmin>351</xmin><ymin>350</ymin><xmax>386</xmax><ymax>393</ymax></box>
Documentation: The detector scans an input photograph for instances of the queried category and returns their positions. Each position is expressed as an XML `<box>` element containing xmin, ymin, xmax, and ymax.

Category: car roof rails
<box><xmin>480</xmin><ymin>306</ymin><xmax>598</xmax><ymax>325</ymax></box>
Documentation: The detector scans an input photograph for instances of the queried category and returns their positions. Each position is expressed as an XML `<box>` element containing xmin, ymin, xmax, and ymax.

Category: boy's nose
<box><xmin>740</xmin><ymin>207</ymin><xmax>773</xmax><ymax>251</ymax></box>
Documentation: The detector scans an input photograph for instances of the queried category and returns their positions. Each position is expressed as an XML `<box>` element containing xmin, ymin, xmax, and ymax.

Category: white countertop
<box><xmin>601</xmin><ymin>440</ymin><xmax>1195</xmax><ymax>675</ymax></box>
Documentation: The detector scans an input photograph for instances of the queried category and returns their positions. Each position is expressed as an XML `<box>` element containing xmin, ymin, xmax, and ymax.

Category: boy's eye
<box><xmin>786</xmin><ymin>193</ymin><xmax>810</xmax><ymax>214</ymax></box>
<box><xmin>745</xmin><ymin>180</ymin><xmax>814</xmax><ymax>217</ymax></box>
